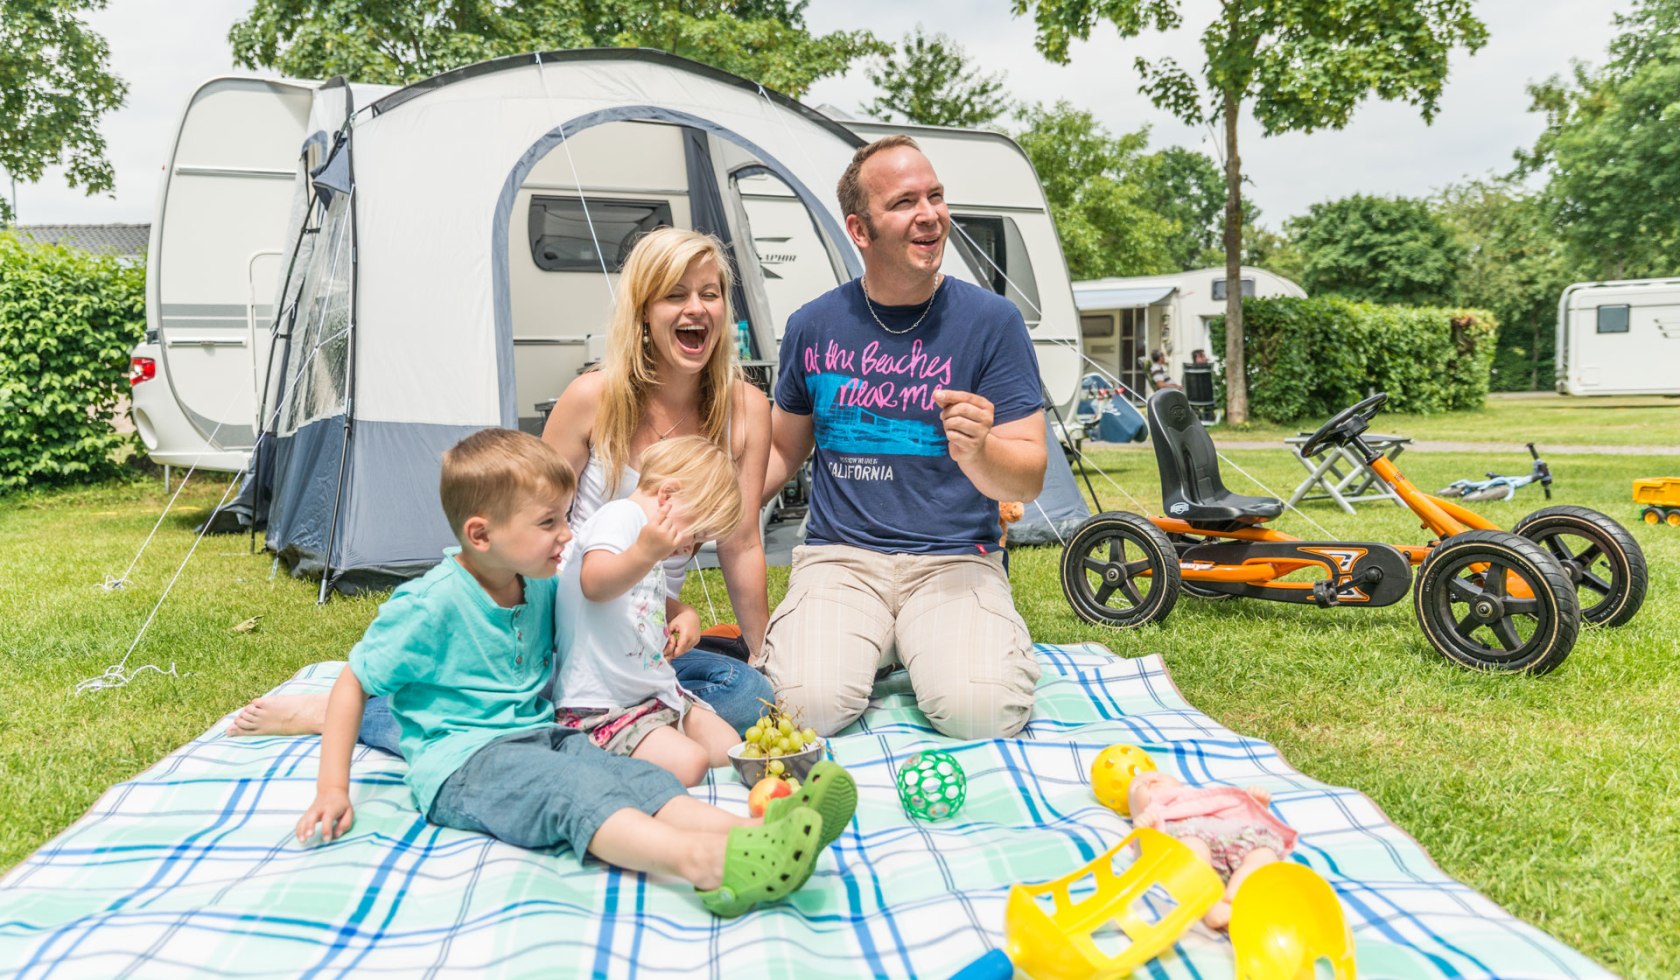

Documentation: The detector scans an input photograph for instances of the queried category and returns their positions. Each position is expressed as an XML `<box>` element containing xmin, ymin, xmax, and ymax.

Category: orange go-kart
<box><xmin>1060</xmin><ymin>390</ymin><xmax>1648</xmax><ymax>673</ymax></box>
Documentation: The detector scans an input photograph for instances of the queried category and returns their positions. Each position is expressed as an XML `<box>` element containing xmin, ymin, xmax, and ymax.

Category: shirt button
<box><xmin>516</xmin><ymin>656</ymin><xmax>523</xmax><ymax>665</ymax></box>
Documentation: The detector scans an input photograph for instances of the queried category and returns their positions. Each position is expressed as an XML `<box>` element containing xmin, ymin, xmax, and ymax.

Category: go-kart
<box><xmin>1059</xmin><ymin>390</ymin><xmax>1648</xmax><ymax>674</ymax></box>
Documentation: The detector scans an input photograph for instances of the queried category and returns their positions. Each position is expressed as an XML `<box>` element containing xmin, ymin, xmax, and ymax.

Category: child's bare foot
<box><xmin>1202</xmin><ymin>899</ymin><xmax>1232</xmax><ymax>931</ymax></box>
<box><xmin>225</xmin><ymin>694</ymin><xmax>328</xmax><ymax>736</ymax></box>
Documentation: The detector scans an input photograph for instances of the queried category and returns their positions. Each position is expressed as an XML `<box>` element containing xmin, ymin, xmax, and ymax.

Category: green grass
<box><xmin>3</xmin><ymin>434</ymin><xmax>1678</xmax><ymax>976</ymax></box>
<box><xmin>1210</xmin><ymin>393</ymin><xmax>1680</xmax><ymax>447</ymax></box>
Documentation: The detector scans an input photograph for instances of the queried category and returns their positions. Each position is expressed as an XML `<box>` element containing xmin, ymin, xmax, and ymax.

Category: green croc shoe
<box><xmin>763</xmin><ymin>760</ymin><xmax>857</xmax><ymax>853</ymax></box>
<box><xmin>698</xmin><ymin>806</ymin><xmax>824</xmax><ymax>918</ymax></box>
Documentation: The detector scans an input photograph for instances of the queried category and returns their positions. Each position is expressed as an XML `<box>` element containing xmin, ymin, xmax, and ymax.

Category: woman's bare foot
<box><xmin>1202</xmin><ymin>899</ymin><xmax>1232</xmax><ymax>931</ymax></box>
<box><xmin>225</xmin><ymin>694</ymin><xmax>328</xmax><ymax>737</ymax></box>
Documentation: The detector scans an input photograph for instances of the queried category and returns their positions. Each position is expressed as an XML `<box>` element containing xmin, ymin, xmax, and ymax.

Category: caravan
<box><xmin>139</xmin><ymin>50</ymin><xmax>1087</xmax><ymax>592</ymax></box>
<box><xmin>1555</xmin><ymin>278</ymin><xmax>1680</xmax><ymax>395</ymax></box>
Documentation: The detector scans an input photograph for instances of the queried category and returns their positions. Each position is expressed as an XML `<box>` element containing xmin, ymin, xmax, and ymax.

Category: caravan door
<box><xmin>149</xmin><ymin>78</ymin><xmax>314</xmax><ymax>454</ymax></box>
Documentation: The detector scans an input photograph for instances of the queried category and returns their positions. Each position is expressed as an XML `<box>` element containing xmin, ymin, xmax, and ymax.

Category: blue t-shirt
<box><xmin>775</xmin><ymin>277</ymin><xmax>1042</xmax><ymax>555</ymax></box>
<box><xmin>349</xmin><ymin>550</ymin><xmax>560</xmax><ymax>816</ymax></box>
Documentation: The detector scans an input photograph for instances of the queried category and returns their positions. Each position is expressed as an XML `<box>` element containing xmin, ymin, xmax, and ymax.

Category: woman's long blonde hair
<box><xmin>595</xmin><ymin>227</ymin><xmax>741</xmax><ymax>495</ymax></box>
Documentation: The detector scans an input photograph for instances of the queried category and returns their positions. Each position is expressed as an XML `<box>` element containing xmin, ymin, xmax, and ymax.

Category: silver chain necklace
<box><xmin>861</xmin><ymin>274</ymin><xmax>944</xmax><ymax>335</ymax></box>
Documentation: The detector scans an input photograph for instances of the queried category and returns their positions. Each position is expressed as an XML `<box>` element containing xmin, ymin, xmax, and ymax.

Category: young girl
<box><xmin>555</xmin><ymin>435</ymin><xmax>747</xmax><ymax>787</ymax></box>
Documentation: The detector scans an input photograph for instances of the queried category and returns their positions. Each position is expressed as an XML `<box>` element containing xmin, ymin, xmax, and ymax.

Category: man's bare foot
<box><xmin>225</xmin><ymin>694</ymin><xmax>328</xmax><ymax>737</ymax></box>
<box><xmin>1202</xmin><ymin>899</ymin><xmax>1232</xmax><ymax>931</ymax></box>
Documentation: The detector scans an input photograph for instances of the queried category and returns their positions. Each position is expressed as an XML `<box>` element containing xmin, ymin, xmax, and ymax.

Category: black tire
<box><xmin>1414</xmin><ymin>530</ymin><xmax>1579</xmax><ymax>674</ymax></box>
<box><xmin>1060</xmin><ymin>512</ymin><xmax>1181</xmax><ymax>627</ymax></box>
<box><xmin>1513</xmin><ymin>505</ymin><xmax>1648</xmax><ymax>628</ymax></box>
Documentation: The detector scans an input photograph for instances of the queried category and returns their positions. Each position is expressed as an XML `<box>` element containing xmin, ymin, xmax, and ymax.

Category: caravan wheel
<box><xmin>1060</xmin><ymin>513</ymin><xmax>1181</xmax><ymax>628</ymax></box>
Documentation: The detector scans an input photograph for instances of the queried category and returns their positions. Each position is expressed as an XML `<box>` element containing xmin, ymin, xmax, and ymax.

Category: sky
<box><xmin>15</xmin><ymin>0</ymin><xmax>1633</xmax><ymax>227</ymax></box>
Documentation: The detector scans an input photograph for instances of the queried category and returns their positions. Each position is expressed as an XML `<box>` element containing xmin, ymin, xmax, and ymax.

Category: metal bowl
<box><xmin>726</xmin><ymin>739</ymin><xmax>822</xmax><ymax>785</ymax></box>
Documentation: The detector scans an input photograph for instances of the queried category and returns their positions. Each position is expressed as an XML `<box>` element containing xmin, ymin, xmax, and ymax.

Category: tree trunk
<box><xmin>1222</xmin><ymin>94</ymin><xmax>1248</xmax><ymax>424</ymax></box>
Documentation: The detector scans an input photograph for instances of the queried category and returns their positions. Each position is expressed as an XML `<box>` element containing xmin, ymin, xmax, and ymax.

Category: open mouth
<box><xmin>911</xmin><ymin>234</ymin><xmax>941</xmax><ymax>252</ymax></box>
<box><xmin>675</xmin><ymin>323</ymin><xmax>710</xmax><ymax>355</ymax></box>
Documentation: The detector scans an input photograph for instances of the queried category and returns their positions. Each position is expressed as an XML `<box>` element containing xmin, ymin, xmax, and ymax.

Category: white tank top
<box><xmin>571</xmin><ymin>451</ymin><xmax>690</xmax><ymax>598</ymax></box>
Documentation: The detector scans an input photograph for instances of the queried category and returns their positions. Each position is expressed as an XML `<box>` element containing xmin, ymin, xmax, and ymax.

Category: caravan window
<box><xmin>952</xmin><ymin>214</ymin><xmax>1042</xmax><ymax>327</ymax></box>
<box><xmin>1597</xmin><ymin>304</ymin><xmax>1630</xmax><ymax>334</ymax></box>
<box><xmin>1211</xmin><ymin>278</ymin><xmax>1255</xmax><ymax>301</ymax></box>
<box><xmin>528</xmin><ymin>196</ymin><xmax>673</xmax><ymax>272</ymax></box>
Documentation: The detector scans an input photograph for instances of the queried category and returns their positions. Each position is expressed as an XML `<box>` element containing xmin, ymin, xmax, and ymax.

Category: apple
<box><xmin>748</xmin><ymin>776</ymin><xmax>795</xmax><ymax>817</ymax></box>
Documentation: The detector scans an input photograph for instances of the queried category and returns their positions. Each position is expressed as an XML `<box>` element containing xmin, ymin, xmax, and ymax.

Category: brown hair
<box><xmin>836</xmin><ymin>134</ymin><xmax>921</xmax><ymax>236</ymax></box>
<box><xmin>636</xmin><ymin>435</ymin><xmax>744</xmax><ymax>543</ymax></box>
<box><xmin>440</xmin><ymin>428</ymin><xmax>577</xmax><ymax>539</ymax></box>
<box><xmin>594</xmin><ymin>227</ymin><xmax>741</xmax><ymax>495</ymax></box>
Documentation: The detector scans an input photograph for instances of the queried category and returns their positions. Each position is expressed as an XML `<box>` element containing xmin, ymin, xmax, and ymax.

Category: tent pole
<box><xmin>1043</xmin><ymin>386</ymin><xmax>1103</xmax><ymax>513</ymax></box>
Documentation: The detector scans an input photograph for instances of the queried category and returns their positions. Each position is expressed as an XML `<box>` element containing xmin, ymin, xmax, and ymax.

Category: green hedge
<box><xmin>1209</xmin><ymin>297</ymin><xmax>1498</xmax><ymax>424</ymax></box>
<box><xmin>0</xmin><ymin>232</ymin><xmax>146</xmax><ymax>492</ymax></box>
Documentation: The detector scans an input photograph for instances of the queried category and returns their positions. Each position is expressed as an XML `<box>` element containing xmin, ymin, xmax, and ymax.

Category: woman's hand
<box><xmin>664</xmin><ymin>604</ymin><xmax>702</xmax><ymax>659</ymax></box>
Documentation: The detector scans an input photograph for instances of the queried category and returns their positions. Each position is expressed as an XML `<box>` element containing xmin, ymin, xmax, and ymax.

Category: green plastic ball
<box><xmin>897</xmin><ymin>749</ymin><xmax>967</xmax><ymax>820</ymax></box>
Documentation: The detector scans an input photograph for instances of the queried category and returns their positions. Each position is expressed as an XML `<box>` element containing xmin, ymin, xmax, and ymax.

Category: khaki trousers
<box><xmin>763</xmin><ymin>544</ymin><xmax>1040</xmax><ymax>740</ymax></box>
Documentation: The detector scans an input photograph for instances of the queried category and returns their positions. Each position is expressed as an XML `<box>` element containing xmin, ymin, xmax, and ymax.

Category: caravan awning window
<box><xmin>528</xmin><ymin>196</ymin><xmax>673</xmax><ymax>272</ymax></box>
<box><xmin>952</xmin><ymin>213</ymin><xmax>1042</xmax><ymax>328</ymax></box>
<box><xmin>1597</xmin><ymin>304</ymin><xmax>1630</xmax><ymax>334</ymax></box>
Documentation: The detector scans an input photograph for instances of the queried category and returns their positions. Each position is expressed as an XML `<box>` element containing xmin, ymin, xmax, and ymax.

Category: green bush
<box><xmin>1209</xmin><ymin>297</ymin><xmax>1497</xmax><ymax>424</ymax></box>
<box><xmin>0</xmin><ymin>232</ymin><xmax>145</xmax><ymax>492</ymax></box>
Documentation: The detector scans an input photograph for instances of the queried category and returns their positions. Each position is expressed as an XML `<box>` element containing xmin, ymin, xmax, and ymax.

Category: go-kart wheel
<box><xmin>1414</xmin><ymin>530</ymin><xmax>1579</xmax><ymax>674</ymax></box>
<box><xmin>1060</xmin><ymin>512</ymin><xmax>1181</xmax><ymax>627</ymax></box>
<box><xmin>1298</xmin><ymin>392</ymin><xmax>1387</xmax><ymax>459</ymax></box>
<box><xmin>1513</xmin><ymin>505</ymin><xmax>1647</xmax><ymax>627</ymax></box>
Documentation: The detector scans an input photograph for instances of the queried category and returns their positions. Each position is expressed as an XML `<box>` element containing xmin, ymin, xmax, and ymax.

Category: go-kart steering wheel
<box><xmin>1299</xmin><ymin>392</ymin><xmax>1388</xmax><ymax>459</ymax></box>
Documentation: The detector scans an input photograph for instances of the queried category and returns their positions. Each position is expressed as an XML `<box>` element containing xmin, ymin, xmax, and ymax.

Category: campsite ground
<box><xmin>1</xmin><ymin>408</ymin><xmax>1676</xmax><ymax>976</ymax></box>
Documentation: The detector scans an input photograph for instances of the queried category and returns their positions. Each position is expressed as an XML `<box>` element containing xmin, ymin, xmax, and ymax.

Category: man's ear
<box><xmin>844</xmin><ymin>212</ymin><xmax>873</xmax><ymax>252</ymax></box>
<box><xmin>461</xmin><ymin>514</ymin><xmax>492</xmax><ymax>552</ymax></box>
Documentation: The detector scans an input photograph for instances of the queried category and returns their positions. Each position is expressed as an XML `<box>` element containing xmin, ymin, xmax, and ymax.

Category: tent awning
<box><xmin>1074</xmin><ymin>285</ymin><xmax>1175</xmax><ymax>311</ymax></box>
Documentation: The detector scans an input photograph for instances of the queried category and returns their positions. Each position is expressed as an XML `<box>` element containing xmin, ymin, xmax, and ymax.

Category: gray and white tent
<box><xmin>250</xmin><ymin>50</ymin><xmax>1087</xmax><ymax>595</ymax></box>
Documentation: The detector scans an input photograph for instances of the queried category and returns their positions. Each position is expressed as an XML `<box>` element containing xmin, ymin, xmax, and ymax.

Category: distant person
<box><xmin>292</xmin><ymin>428</ymin><xmax>856</xmax><ymax>919</ymax></box>
<box><xmin>1191</xmin><ymin>349</ymin><xmax>1210</xmax><ymax>366</ymax></box>
<box><xmin>1149</xmin><ymin>349</ymin><xmax>1180</xmax><ymax>390</ymax></box>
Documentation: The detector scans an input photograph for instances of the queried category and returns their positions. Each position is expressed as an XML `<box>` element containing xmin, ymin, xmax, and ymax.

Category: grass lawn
<box><xmin>1208</xmin><ymin>392</ymin><xmax>1680</xmax><ymax>447</ymax></box>
<box><xmin>2</xmin><ymin>427</ymin><xmax>1676</xmax><ymax>976</ymax></box>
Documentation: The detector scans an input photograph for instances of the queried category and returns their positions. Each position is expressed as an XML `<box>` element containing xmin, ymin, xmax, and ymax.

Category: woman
<box><xmin>228</xmin><ymin>228</ymin><xmax>774</xmax><ymax>743</ymax></box>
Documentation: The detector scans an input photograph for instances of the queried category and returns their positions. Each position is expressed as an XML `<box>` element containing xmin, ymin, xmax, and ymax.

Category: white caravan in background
<box><xmin>135</xmin><ymin>74</ymin><xmax>1086</xmax><ymax>473</ymax></box>
<box><xmin>1556</xmin><ymin>278</ymin><xmax>1680</xmax><ymax>395</ymax></box>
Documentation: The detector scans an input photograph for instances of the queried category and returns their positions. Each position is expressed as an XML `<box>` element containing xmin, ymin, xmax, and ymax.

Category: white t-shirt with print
<box><xmin>553</xmin><ymin>499</ymin><xmax>686</xmax><ymax>712</ymax></box>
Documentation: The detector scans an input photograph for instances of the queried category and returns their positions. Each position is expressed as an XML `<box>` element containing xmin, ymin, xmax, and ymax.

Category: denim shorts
<box><xmin>427</xmin><ymin>726</ymin><xmax>685</xmax><ymax>855</ymax></box>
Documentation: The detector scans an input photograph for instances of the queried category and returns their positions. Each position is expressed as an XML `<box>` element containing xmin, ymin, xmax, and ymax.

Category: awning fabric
<box><xmin>1074</xmin><ymin>284</ymin><xmax>1175</xmax><ymax>311</ymax></box>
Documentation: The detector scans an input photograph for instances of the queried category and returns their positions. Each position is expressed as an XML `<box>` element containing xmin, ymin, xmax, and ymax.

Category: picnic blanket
<box><xmin>0</xmin><ymin>645</ymin><xmax>1607</xmax><ymax>978</ymax></box>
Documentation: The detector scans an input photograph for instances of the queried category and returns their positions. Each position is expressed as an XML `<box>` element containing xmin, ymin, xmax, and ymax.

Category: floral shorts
<box><xmin>556</xmin><ymin>695</ymin><xmax>697</xmax><ymax>756</ymax></box>
<box><xmin>1166</xmin><ymin>816</ymin><xmax>1287</xmax><ymax>877</ymax></box>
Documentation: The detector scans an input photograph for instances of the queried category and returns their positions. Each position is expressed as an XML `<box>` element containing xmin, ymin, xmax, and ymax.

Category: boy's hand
<box><xmin>297</xmin><ymin>789</ymin><xmax>354</xmax><ymax>845</ymax></box>
<box><xmin>664</xmin><ymin>606</ymin><xmax>702</xmax><ymax>658</ymax></box>
<box><xmin>635</xmin><ymin>500</ymin><xmax>690</xmax><ymax>563</ymax></box>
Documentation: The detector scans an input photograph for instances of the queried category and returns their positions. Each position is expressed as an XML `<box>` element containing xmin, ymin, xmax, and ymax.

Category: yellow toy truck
<box><xmin>1634</xmin><ymin>477</ymin><xmax>1680</xmax><ymax>526</ymax></box>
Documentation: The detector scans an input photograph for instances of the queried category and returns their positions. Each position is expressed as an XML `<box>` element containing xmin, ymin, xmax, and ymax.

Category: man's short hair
<box><xmin>636</xmin><ymin>435</ymin><xmax>744</xmax><ymax>543</ymax></box>
<box><xmin>439</xmin><ymin>428</ymin><xmax>576</xmax><ymax>539</ymax></box>
<box><xmin>837</xmin><ymin>134</ymin><xmax>921</xmax><ymax>235</ymax></box>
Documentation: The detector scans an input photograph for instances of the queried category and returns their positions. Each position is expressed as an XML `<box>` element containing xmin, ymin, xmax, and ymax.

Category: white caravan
<box><xmin>1556</xmin><ymin>278</ymin><xmax>1680</xmax><ymax>395</ymax></box>
<box><xmin>1073</xmin><ymin>266</ymin><xmax>1305</xmax><ymax>394</ymax></box>
<box><xmin>138</xmin><ymin>72</ymin><xmax>1086</xmax><ymax>476</ymax></box>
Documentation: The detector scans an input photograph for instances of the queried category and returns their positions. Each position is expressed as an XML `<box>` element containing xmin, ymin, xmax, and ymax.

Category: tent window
<box><xmin>528</xmin><ymin>195</ymin><xmax>673</xmax><ymax>272</ymax></box>
<box><xmin>1596</xmin><ymin>304</ymin><xmax>1630</xmax><ymax>334</ymax></box>
<box><xmin>1211</xmin><ymin>277</ymin><xmax>1255</xmax><ymax>301</ymax></box>
<box><xmin>953</xmin><ymin>213</ymin><xmax>1041</xmax><ymax>327</ymax></box>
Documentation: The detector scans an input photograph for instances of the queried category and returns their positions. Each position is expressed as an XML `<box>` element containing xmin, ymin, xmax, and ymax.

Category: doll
<box><xmin>1127</xmin><ymin>771</ymin><xmax>1299</xmax><ymax>930</ymax></box>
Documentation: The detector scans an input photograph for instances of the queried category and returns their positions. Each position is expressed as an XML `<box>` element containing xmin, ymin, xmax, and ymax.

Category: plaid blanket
<box><xmin>0</xmin><ymin>645</ymin><xmax>1606</xmax><ymax>979</ymax></box>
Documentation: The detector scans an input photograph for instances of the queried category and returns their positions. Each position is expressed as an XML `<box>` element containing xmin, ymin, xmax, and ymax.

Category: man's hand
<box><xmin>933</xmin><ymin>389</ymin><xmax>994</xmax><ymax>463</ymax></box>
<box><xmin>297</xmin><ymin>788</ymin><xmax>354</xmax><ymax>844</ymax></box>
<box><xmin>664</xmin><ymin>605</ymin><xmax>702</xmax><ymax>659</ymax></box>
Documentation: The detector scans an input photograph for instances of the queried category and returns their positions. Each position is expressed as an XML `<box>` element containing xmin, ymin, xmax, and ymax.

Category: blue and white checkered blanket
<box><xmin>0</xmin><ymin>645</ymin><xmax>1606</xmax><ymax>978</ymax></box>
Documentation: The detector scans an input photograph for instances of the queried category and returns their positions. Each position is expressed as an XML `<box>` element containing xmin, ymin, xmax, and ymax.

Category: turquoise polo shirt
<box><xmin>348</xmin><ymin>549</ymin><xmax>560</xmax><ymax>816</ymax></box>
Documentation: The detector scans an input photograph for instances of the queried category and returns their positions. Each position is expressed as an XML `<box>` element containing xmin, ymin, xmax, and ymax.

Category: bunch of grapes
<box><xmin>739</xmin><ymin>702</ymin><xmax>819</xmax><ymax>779</ymax></box>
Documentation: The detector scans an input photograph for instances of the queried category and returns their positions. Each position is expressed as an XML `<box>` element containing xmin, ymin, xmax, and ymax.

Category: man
<box><xmin>761</xmin><ymin>136</ymin><xmax>1046</xmax><ymax>740</ymax></box>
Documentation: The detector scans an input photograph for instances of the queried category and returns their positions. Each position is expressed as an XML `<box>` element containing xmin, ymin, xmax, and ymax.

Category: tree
<box><xmin>1011</xmin><ymin>0</ymin><xmax>1486</xmax><ymax>423</ymax></box>
<box><xmin>1013</xmin><ymin>102</ymin><xmax>1176</xmax><ymax>279</ymax></box>
<box><xmin>864</xmin><ymin>27</ymin><xmax>1013</xmax><ymax>128</ymax></box>
<box><xmin>0</xmin><ymin>0</ymin><xmax>127</xmax><ymax>225</ymax></box>
<box><xmin>1132</xmin><ymin>146</ymin><xmax>1231</xmax><ymax>271</ymax></box>
<box><xmin>1521</xmin><ymin>0</ymin><xmax>1680</xmax><ymax>280</ymax></box>
<box><xmin>1288</xmin><ymin>194</ymin><xmax>1463</xmax><ymax>306</ymax></box>
<box><xmin>229</xmin><ymin>0</ymin><xmax>881</xmax><ymax>97</ymax></box>
<box><xmin>1433</xmin><ymin>180</ymin><xmax>1571</xmax><ymax>391</ymax></box>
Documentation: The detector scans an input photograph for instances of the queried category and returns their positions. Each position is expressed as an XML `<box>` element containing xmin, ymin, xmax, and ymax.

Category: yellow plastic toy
<box><xmin>1633</xmin><ymin>477</ymin><xmax>1680</xmax><ymax>526</ymax></box>
<box><xmin>951</xmin><ymin>828</ymin><xmax>1223</xmax><ymax>980</ymax></box>
<box><xmin>1090</xmin><ymin>744</ymin><xmax>1156</xmax><ymax>815</ymax></box>
<box><xmin>1229</xmin><ymin>862</ymin><xmax>1356</xmax><ymax>980</ymax></box>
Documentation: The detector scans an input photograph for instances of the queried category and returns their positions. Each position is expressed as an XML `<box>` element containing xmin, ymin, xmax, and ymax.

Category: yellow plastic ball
<box><xmin>1091</xmin><ymin>744</ymin><xmax>1157</xmax><ymax>815</ymax></box>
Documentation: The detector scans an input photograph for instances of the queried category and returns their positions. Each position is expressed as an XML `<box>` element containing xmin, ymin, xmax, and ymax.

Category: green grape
<box><xmin>777</xmin><ymin>718</ymin><xmax>794</xmax><ymax>735</ymax></box>
<box><xmin>800</xmin><ymin>727</ymin><xmax>817</xmax><ymax>743</ymax></box>
<box><xmin>776</xmin><ymin>737</ymin><xmax>792</xmax><ymax>754</ymax></box>
<box><xmin>766</xmin><ymin>759</ymin><xmax>785</xmax><ymax>776</ymax></box>
<box><xmin>786</xmin><ymin>732</ymin><xmax>805</xmax><ymax>751</ymax></box>
<box><xmin>741</xmin><ymin>744</ymin><xmax>763</xmax><ymax>758</ymax></box>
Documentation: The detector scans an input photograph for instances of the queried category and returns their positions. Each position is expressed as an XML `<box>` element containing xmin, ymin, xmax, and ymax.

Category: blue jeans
<box><xmin>356</xmin><ymin>649</ymin><xmax>772</xmax><ymax>755</ymax></box>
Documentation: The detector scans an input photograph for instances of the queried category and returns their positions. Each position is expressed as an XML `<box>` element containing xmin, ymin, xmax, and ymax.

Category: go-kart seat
<box><xmin>1147</xmin><ymin>388</ymin><xmax>1284</xmax><ymax>526</ymax></box>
